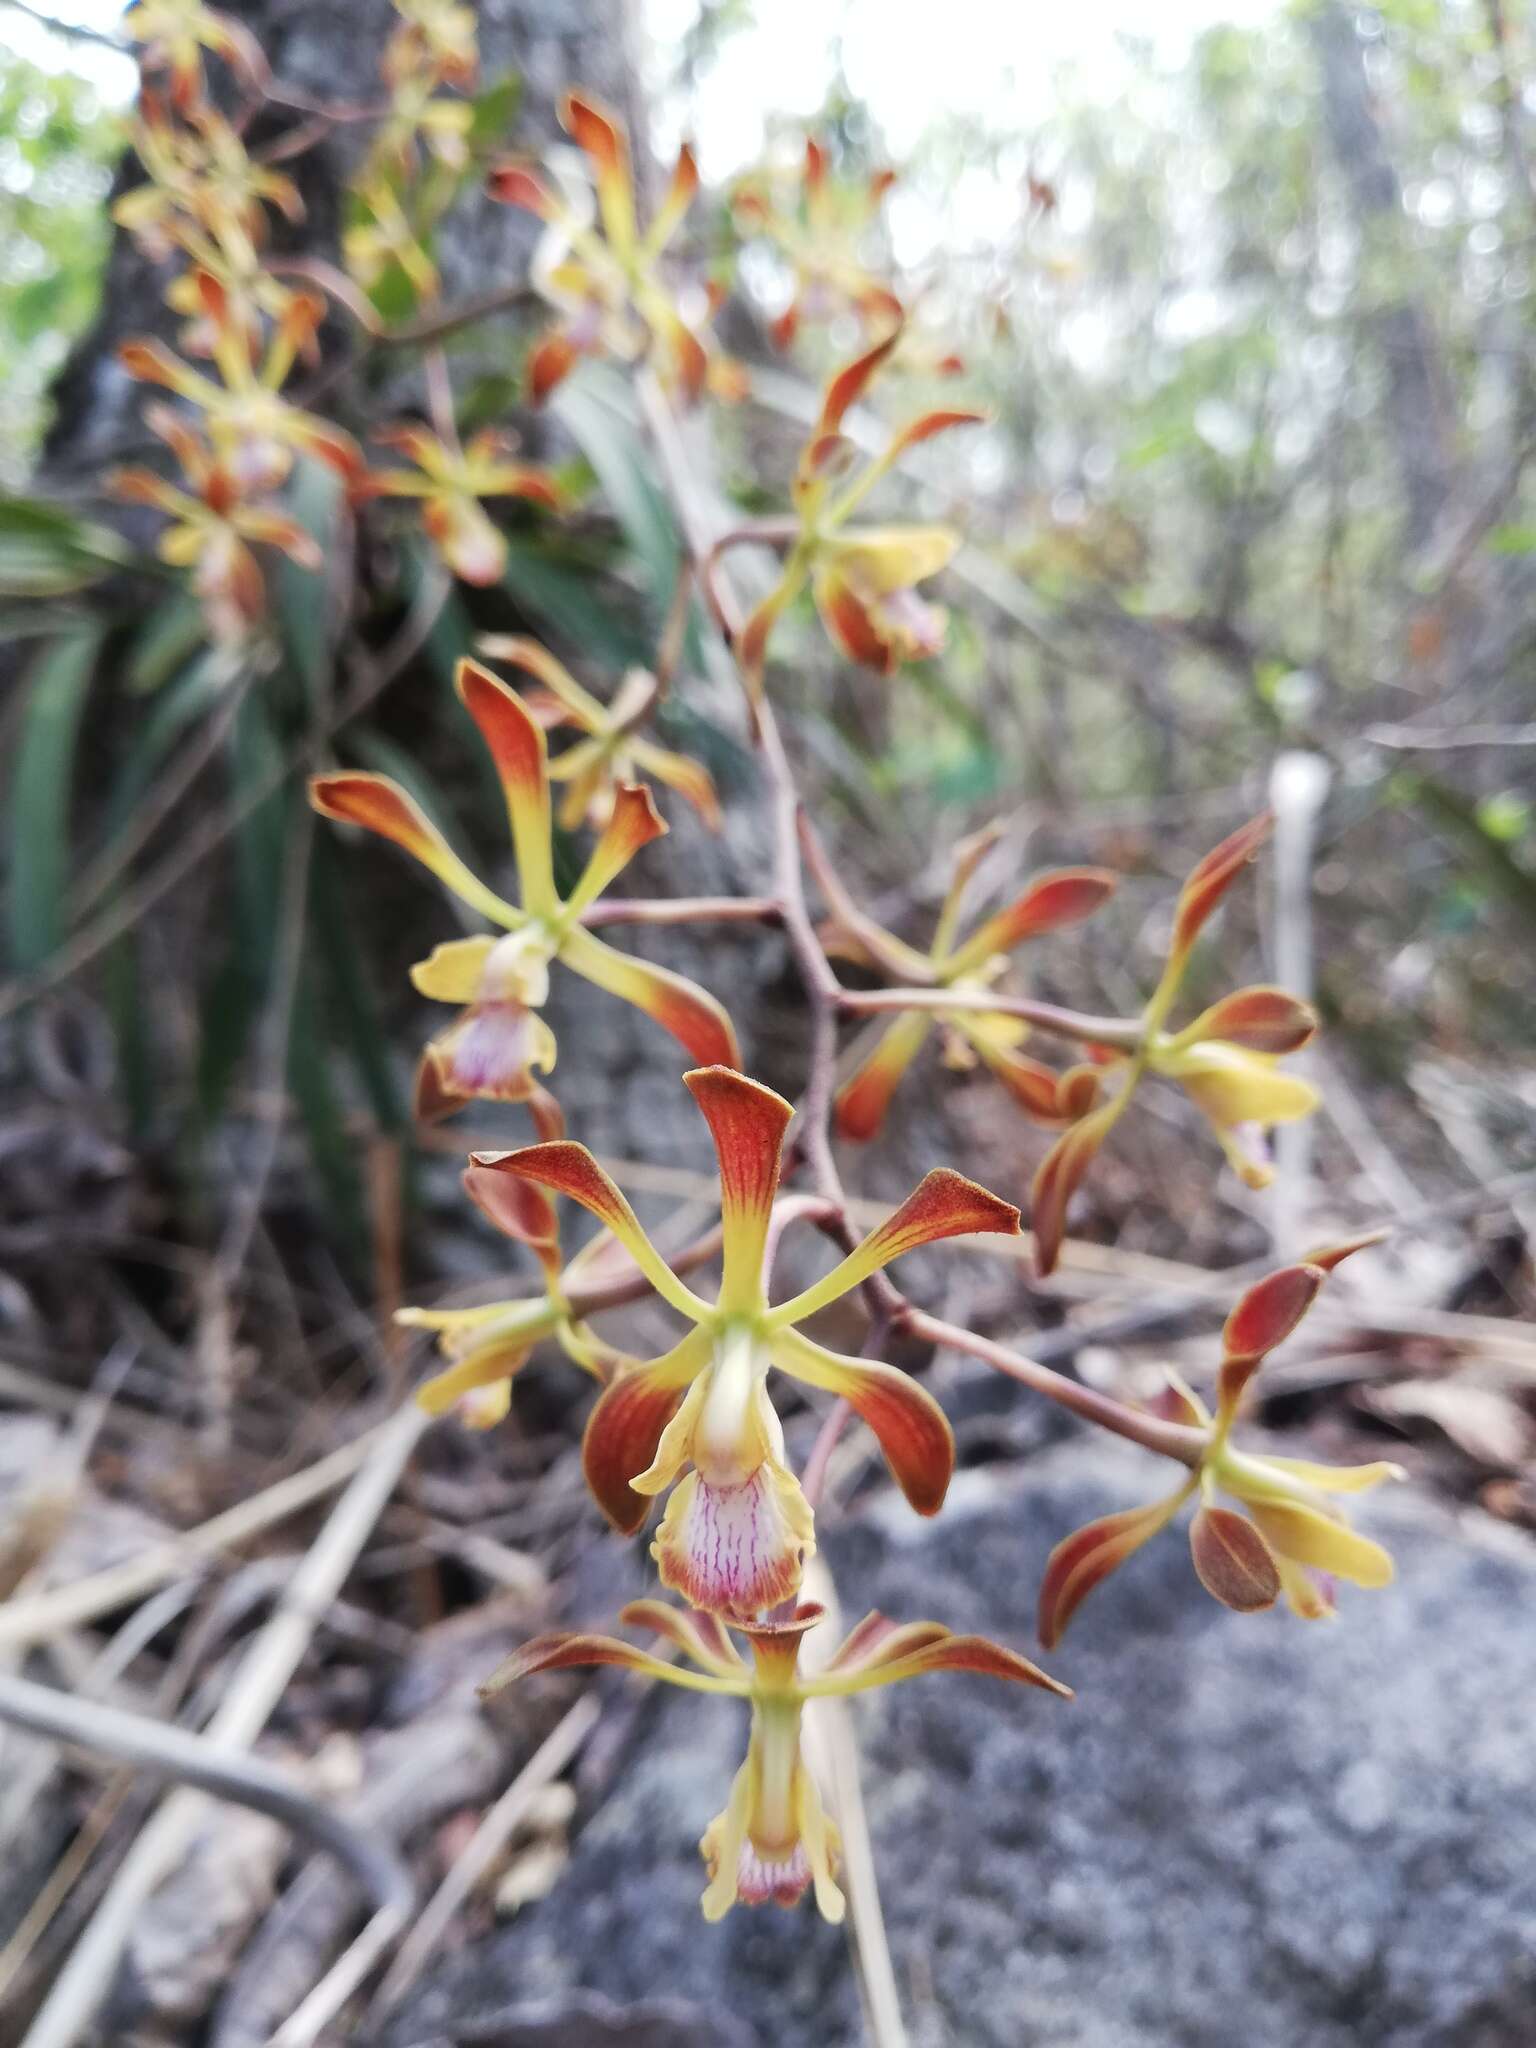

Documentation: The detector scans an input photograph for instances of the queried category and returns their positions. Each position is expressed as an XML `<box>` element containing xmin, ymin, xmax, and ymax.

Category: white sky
<box><xmin>643</xmin><ymin>0</ymin><xmax>1281</xmax><ymax>178</ymax></box>
<box><xmin>5</xmin><ymin>0</ymin><xmax>1282</xmax><ymax>139</ymax></box>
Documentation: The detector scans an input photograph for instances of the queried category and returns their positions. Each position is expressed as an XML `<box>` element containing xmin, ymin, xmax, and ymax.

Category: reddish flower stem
<box><xmin>579</xmin><ymin>895</ymin><xmax>781</xmax><ymax>929</ymax></box>
<box><xmin>901</xmin><ymin>1309</ymin><xmax>1206</xmax><ymax>1466</ymax></box>
<box><xmin>839</xmin><ymin>985</ymin><xmax>1143</xmax><ymax>1051</ymax></box>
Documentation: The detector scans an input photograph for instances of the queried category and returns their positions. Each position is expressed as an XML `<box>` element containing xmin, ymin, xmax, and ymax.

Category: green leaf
<box><xmin>101</xmin><ymin>651</ymin><xmax>225</xmax><ymax>846</ymax></box>
<box><xmin>126</xmin><ymin>592</ymin><xmax>208</xmax><ymax>695</ymax></box>
<box><xmin>1485</xmin><ymin>523</ymin><xmax>1536</xmax><ymax>557</ymax></box>
<box><xmin>0</xmin><ymin>497</ymin><xmax>135</xmax><ymax>598</ymax></box>
<box><xmin>311</xmin><ymin>839</ymin><xmax>406</xmax><ymax>1135</ymax></box>
<box><xmin>6</xmin><ymin>629</ymin><xmax>100</xmax><ymax>971</ymax></box>
<box><xmin>287</xmin><ymin>962</ymin><xmax>367</xmax><ymax>1261</ymax></box>
<box><xmin>552</xmin><ymin>369</ymin><xmax>682</xmax><ymax>615</ymax></box>
<box><xmin>501</xmin><ymin>539</ymin><xmax>651</xmax><ymax>667</ymax></box>
<box><xmin>104</xmin><ymin>929</ymin><xmax>154</xmax><ymax>1140</ymax></box>
<box><xmin>273</xmin><ymin>456</ymin><xmax>345</xmax><ymax>712</ymax></box>
<box><xmin>468</xmin><ymin>68</ymin><xmax>522</xmax><ymax>150</ymax></box>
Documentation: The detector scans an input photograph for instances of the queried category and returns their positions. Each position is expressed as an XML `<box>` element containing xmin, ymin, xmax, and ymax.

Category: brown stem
<box><xmin>578</xmin><ymin>895</ymin><xmax>782</xmax><ymax>930</ymax></box>
<box><xmin>634</xmin><ymin>370</ymin><xmax>894</xmax><ymax>1316</ymax></box>
<box><xmin>839</xmin><ymin>986</ymin><xmax>1143</xmax><ymax>1051</ymax></box>
<box><xmin>902</xmin><ymin>1308</ymin><xmax>1205</xmax><ymax>1466</ymax></box>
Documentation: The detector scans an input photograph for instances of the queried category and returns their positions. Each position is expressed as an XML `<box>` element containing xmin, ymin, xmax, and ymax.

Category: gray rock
<box><xmin>385</xmin><ymin>1436</ymin><xmax>1536</xmax><ymax>2048</ymax></box>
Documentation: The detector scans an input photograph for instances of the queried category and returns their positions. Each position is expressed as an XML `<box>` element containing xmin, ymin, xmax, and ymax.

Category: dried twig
<box><xmin>368</xmin><ymin>1692</ymin><xmax>602</xmax><ymax>2013</ymax></box>
<box><xmin>18</xmin><ymin>1402</ymin><xmax>428</xmax><ymax>2048</ymax></box>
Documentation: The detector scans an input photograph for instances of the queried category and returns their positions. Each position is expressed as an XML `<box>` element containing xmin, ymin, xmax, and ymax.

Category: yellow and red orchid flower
<box><xmin>479</xmin><ymin>634</ymin><xmax>721</xmax><ymax>833</ymax></box>
<box><xmin>484</xmin><ymin>1597</ymin><xmax>1067</xmax><ymax>1920</ymax></box>
<box><xmin>478</xmin><ymin>1065</ymin><xmax>1019</xmax><ymax>1618</ymax></box>
<box><xmin>487</xmin><ymin>91</ymin><xmax>737</xmax><ymax>407</ymax></box>
<box><xmin>738</xmin><ymin>332</ymin><xmax>982</xmax><ymax>696</ymax></box>
<box><xmin>111</xmin><ymin>403</ymin><xmax>322</xmax><ymax>644</ymax></box>
<box><xmin>361</xmin><ymin>425</ymin><xmax>564</xmax><ymax>585</ymax></box>
<box><xmin>399</xmin><ymin>1157</ymin><xmax>633</xmax><ymax>1429</ymax></box>
<box><xmin>124</xmin><ymin>0</ymin><xmax>267</xmax><ymax>110</ymax></box>
<box><xmin>114</xmin><ymin>96</ymin><xmax>302</xmax><ymax>275</ymax></box>
<box><xmin>310</xmin><ymin>659</ymin><xmax>738</xmax><ymax>1124</ymax></box>
<box><xmin>731</xmin><ymin>137</ymin><xmax>906</xmax><ymax>353</ymax></box>
<box><xmin>809</xmin><ymin>820</ymin><xmax>1115</xmax><ymax>1140</ymax></box>
<box><xmin>1030</xmin><ymin>814</ymin><xmax>1321</xmax><ymax>1275</ymax></box>
<box><xmin>1038</xmin><ymin>1237</ymin><xmax>1402</xmax><ymax>1645</ymax></box>
<box><xmin>118</xmin><ymin>274</ymin><xmax>363</xmax><ymax>496</ymax></box>
<box><xmin>383</xmin><ymin>0</ymin><xmax>479</xmax><ymax>91</ymax></box>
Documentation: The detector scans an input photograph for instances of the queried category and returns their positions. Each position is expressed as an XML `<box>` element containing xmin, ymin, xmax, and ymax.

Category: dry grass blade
<box><xmin>17</xmin><ymin>1401</ymin><xmax>428</xmax><ymax>2048</ymax></box>
<box><xmin>368</xmin><ymin>1692</ymin><xmax>602</xmax><ymax>2014</ymax></box>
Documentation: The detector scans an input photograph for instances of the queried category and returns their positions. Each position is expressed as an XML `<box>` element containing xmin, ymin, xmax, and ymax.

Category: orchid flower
<box><xmin>112</xmin><ymin>404</ymin><xmax>322</xmax><ymax>644</ymax></box>
<box><xmin>114</xmin><ymin>97</ymin><xmax>302</xmax><ymax>276</ymax></box>
<box><xmin>487</xmin><ymin>91</ymin><xmax>739</xmax><ymax>407</ymax></box>
<box><xmin>310</xmin><ymin>659</ymin><xmax>739</xmax><ymax>1124</ymax></box>
<box><xmin>809</xmin><ymin>819</ymin><xmax>1115</xmax><ymax>1139</ymax></box>
<box><xmin>124</xmin><ymin>0</ymin><xmax>266</xmax><ymax>110</ymax></box>
<box><xmin>737</xmin><ymin>332</ymin><xmax>983</xmax><ymax>696</ymax></box>
<box><xmin>383</xmin><ymin>0</ymin><xmax>479</xmax><ymax>91</ymax></box>
<box><xmin>484</xmin><ymin>1597</ymin><xmax>1067</xmax><ymax>1920</ymax></box>
<box><xmin>399</xmin><ymin>1158</ymin><xmax>637</xmax><ymax>1429</ymax></box>
<box><xmin>476</xmin><ymin>1064</ymin><xmax>1019</xmax><ymax>1617</ymax></box>
<box><xmin>118</xmin><ymin>274</ymin><xmax>363</xmax><ymax>496</ymax></box>
<box><xmin>1030</xmin><ymin>814</ymin><xmax>1321</xmax><ymax>1275</ymax></box>
<box><xmin>362</xmin><ymin>425</ymin><xmax>564</xmax><ymax>585</ymax></box>
<box><xmin>1038</xmin><ymin>1237</ymin><xmax>1402</xmax><ymax>1645</ymax></box>
<box><xmin>731</xmin><ymin>138</ymin><xmax>905</xmax><ymax>352</ymax></box>
<box><xmin>479</xmin><ymin>635</ymin><xmax>721</xmax><ymax>832</ymax></box>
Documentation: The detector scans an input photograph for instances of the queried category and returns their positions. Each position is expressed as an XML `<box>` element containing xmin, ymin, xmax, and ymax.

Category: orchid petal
<box><xmin>1037</xmin><ymin>1478</ymin><xmax>1197</xmax><ymax>1649</ymax></box>
<box><xmin>564</xmin><ymin>783</ymin><xmax>667</xmax><ymax>915</ymax></box>
<box><xmin>653</xmin><ymin>1458</ymin><xmax>816</xmax><ymax>1618</ymax></box>
<box><xmin>582</xmin><ymin>1326</ymin><xmax>715</xmax><ymax>1531</ymax></box>
<box><xmin>618</xmin><ymin>1598</ymin><xmax>746</xmax><ymax>1676</ymax></box>
<box><xmin>1258</xmin><ymin>1454</ymin><xmax>1404</xmax><ymax>1494</ymax></box>
<box><xmin>772</xmin><ymin>1168</ymin><xmax>1019</xmax><ymax>1326</ymax></box>
<box><xmin>1243</xmin><ymin>1499</ymin><xmax>1395</xmax><ymax>1589</ymax></box>
<box><xmin>479</xmin><ymin>1622</ymin><xmax>740</xmax><ymax>1700</ymax></box>
<box><xmin>945</xmin><ymin>867</ymin><xmax>1118</xmax><ymax>975</ymax></box>
<box><xmin>1029</xmin><ymin>1090</ymin><xmax>1130</xmax><ymax>1278</ymax></box>
<box><xmin>684</xmin><ymin>1066</ymin><xmax>793</xmax><ymax>1311</ymax></box>
<box><xmin>559</xmin><ymin>925</ymin><xmax>740</xmax><ymax>1071</ymax></box>
<box><xmin>771</xmin><ymin>1328</ymin><xmax>954</xmax><ymax>1516</ymax></box>
<box><xmin>804</xmin><ymin>1624</ymin><xmax>1070</xmax><ymax>1699</ymax></box>
<box><xmin>309</xmin><ymin>772</ymin><xmax>518</xmax><ymax>929</ymax></box>
<box><xmin>469</xmin><ymin>1142</ymin><xmax>711</xmax><ymax>1323</ymax></box>
<box><xmin>1188</xmin><ymin>1504</ymin><xmax>1282</xmax><ymax>1613</ymax></box>
<box><xmin>409</xmin><ymin>934</ymin><xmax>496</xmax><ymax>1003</ymax></box>
<box><xmin>628</xmin><ymin>739</ymin><xmax>723</xmax><ymax>830</ymax></box>
<box><xmin>480</xmin><ymin>634</ymin><xmax>607</xmax><ymax>728</ymax></box>
<box><xmin>455</xmin><ymin>659</ymin><xmax>558</xmax><ymax>916</ymax></box>
<box><xmin>526</xmin><ymin>327</ymin><xmax>581</xmax><ymax>405</ymax></box>
<box><xmin>1176</xmin><ymin>984</ymin><xmax>1318</xmax><ymax>1055</ymax></box>
<box><xmin>834</xmin><ymin>1011</ymin><xmax>932</xmax><ymax>1142</ymax></box>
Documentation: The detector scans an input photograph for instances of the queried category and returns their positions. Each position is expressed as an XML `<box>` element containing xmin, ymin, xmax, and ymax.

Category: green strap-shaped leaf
<box><xmin>7</xmin><ymin>628</ymin><xmax>102</xmax><ymax>972</ymax></box>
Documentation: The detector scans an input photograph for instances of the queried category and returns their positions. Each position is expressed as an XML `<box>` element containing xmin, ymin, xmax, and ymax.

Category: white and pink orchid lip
<box><xmin>434</xmin><ymin>1003</ymin><xmax>555</xmax><ymax>1101</ymax></box>
<box><xmin>734</xmin><ymin>1839</ymin><xmax>814</xmax><ymax>1909</ymax></box>
<box><xmin>652</xmin><ymin>1461</ymin><xmax>814</xmax><ymax>1620</ymax></box>
<box><xmin>874</xmin><ymin>586</ymin><xmax>945</xmax><ymax>658</ymax></box>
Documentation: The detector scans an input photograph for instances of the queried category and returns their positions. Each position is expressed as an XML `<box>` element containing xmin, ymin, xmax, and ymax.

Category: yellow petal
<box><xmin>409</xmin><ymin>934</ymin><xmax>496</xmax><ymax>1003</ymax></box>
<box><xmin>1244</xmin><ymin>1499</ymin><xmax>1395</xmax><ymax>1589</ymax></box>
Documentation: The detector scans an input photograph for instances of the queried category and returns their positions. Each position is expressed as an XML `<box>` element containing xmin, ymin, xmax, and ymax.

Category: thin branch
<box><xmin>838</xmin><ymin>985</ymin><xmax>1144</xmax><ymax>1050</ymax></box>
<box><xmin>902</xmin><ymin>1309</ymin><xmax>1206</xmax><ymax>1466</ymax></box>
<box><xmin>0</xmin><ymin>1674</ymin><xmax>412</xmax><ymax>1922</ymax></box>
<box><xmin>368</xmin><ymin>1693</ymin><xmax>601</xmax><ymax>2013</ymax></box>
<box><xmin>579</xmin><ymin>894</ymin><xmax>781</xmax><ymax>929</ymax></box>
<box><xmin>18</xmin><ymin>1403</ymin><xmax>428</xmax><ymax>2048</ymax></box>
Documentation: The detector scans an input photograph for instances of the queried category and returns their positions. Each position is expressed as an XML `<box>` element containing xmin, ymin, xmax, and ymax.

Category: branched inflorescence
<box><xmin>111</xmin><ymin>0</ymin><xmax>1397</xmax><ymax>1930</ymax></box>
